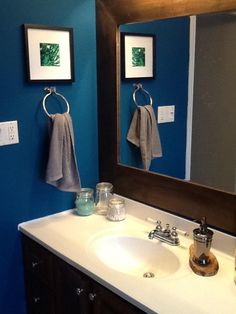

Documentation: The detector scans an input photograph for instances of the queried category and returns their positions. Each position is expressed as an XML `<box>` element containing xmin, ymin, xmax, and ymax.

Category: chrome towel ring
<box><xmin>133</xmin><ymin>83</ymin><xmax>153</xmax><ymax>107</ymax></box>
<box><xmin>42</xmin><ymin>87</ymin><xmax>70</xmax><ymax>118</ymax></box>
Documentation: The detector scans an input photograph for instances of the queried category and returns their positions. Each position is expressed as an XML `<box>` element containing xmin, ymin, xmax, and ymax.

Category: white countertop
<box><xmin>18</xmin><ymin>196</ymin><xmax>236</xmax><ymax>314</ymax></box>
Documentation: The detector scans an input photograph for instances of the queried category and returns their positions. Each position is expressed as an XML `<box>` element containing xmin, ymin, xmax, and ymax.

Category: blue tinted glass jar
<box><xmin>75</xmin><ymin>188</ymin><xmax>94</xmax><ymax>216</ymax></box>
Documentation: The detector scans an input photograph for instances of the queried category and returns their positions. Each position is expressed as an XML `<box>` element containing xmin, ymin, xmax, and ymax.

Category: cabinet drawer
<box><xmin>21</xmin><ymin>235</ymin><xmax>54</xmax><ymax>287</ymax></box>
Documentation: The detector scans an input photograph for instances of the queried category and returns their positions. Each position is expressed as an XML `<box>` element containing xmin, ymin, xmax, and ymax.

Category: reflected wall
<box><xmin>120</xmin><ymin>17</ymin><xmax>190</xmax><ymax>179</ymax></box>
<box><xmin>191</xmin><ymin>13</ymin><xmax>236</xmax><ymax>193</ymax></box>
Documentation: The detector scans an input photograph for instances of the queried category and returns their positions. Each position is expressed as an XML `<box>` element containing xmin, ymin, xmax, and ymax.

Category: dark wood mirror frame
<box><xmin>96</xmin><ymin>0</ymin><xmax>236</xmax><ymax>235</ymax></box>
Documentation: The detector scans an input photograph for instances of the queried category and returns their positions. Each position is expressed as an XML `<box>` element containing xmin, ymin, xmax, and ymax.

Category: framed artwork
<box><xmin>23</xmin><ymin>24</ymin><xmax>75</xmax><ymax>82</ymax></box>
<box><xmin>121</xmin><ymin>32</ymin><xmax>155</xmax><ymax>80</ymax></box>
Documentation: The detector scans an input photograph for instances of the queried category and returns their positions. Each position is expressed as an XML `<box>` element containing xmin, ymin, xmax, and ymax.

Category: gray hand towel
<box><xmin>145</xmin><ymin>105</ymin><xmax>162</xmax><ymax>158</ymax></box>
<box><xmin>45</xmin><ymin>113</ymin><xmax>81</xmax><ymax>192</ymax></box>
<box><xmin>127</xmin><ymin>105</ymin><xmax>162</xmax><ymax>170</ymax></box>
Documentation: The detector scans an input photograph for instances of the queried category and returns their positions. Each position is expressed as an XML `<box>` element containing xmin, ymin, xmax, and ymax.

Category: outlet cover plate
<box><xmin>0</xmin><ymin>120</ymin><xmax>19</xmax><ymax>146</ymax></box>
<box><xmin>158</xmin><ymin>105</ymin><xmax>175</xmax><ymax>123</ymax></box>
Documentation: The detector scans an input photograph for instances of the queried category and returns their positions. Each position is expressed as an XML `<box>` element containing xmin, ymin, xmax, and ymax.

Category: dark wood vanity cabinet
<box><xmin>21</xmin><ymin>235</ymin><xmax>145</xmax><ymax>314</ymax></box>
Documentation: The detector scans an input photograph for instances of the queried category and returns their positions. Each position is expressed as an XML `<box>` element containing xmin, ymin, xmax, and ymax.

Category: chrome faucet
<box><xmin>148</xmin><ymin>221</ymin><xmax>180</xmax><ymax>246</ymax></box>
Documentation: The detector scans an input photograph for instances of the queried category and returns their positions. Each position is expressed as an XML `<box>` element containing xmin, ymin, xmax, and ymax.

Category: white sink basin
<box><xmin>88</xmin><ymin>234</ymin><xmax>180</xmax><ymax>278</ymax></box>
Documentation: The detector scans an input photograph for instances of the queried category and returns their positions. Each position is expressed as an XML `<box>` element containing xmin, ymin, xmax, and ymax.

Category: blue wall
<box><xmin>0</xmin><ymin>1</ymin><xmax>98</xmax><ymax>313</ymax></box>
<box><xmin>120</xmin><ymin>18</ymin><xmax>189</xmax><ymax>178</ymax></box>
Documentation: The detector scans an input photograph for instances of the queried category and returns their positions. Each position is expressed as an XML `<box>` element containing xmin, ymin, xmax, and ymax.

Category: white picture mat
<box><xmin>27</xmin><ymin>28</ymin><xmax>72</xmax><ymax>80</ymax></box>
<box><xmin>124</xmin><ymin>35</ymin><xmax>153</xmax><ymax>78</ymax></box>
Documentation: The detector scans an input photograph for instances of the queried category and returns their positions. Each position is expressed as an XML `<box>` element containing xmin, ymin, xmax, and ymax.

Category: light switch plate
<box><xmin>158</xmin><ymin>105</ymin><xmax>175</xmax><ymax>123</ymax></box>
<box><xmin>0</xmin><ymin>120</ymin><xmax>19</xmax><ymax>146</ymax></box>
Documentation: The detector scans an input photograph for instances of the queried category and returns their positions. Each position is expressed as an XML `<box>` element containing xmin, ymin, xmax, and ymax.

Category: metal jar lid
<box><xmin>77</xmin><ymin>188</ymin><xmax>94</xmax><ymax>198</ymax></box>
<box><xmin>108</xmin><ymin>197</ymin><xmax>125</xmax><ymax>207</ymax></box>
<box><xmin>96</xmin><ymin>182</ymin><xmax>113</xmax><ymax>192</ymax></box>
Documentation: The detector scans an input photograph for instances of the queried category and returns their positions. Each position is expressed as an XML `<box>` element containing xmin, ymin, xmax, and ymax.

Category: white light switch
<box><xmin>158</xmin><ymin>105</ymin><xmax>175</xmax><ymax>123</ymax></box>
<box><xmin>0</xmin><ymin>120</ymin><xmax>19</xmax><ymax>146</ymax></box>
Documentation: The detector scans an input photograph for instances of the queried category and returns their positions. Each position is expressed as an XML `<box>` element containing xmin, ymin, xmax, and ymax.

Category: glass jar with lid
<box><xmin>107</xmin><ymin>197</ymin><xmax>126</xmax><ymax>221</ymax></box>
<box><xmin>95</xmin><ymin>182</ymin><xmax>113</xmax><ymax>215</ymax></box>
<box><xmin>75</xmin><ymin>188</ymin><xmax>94</xmax><ymax>216</ymax></box>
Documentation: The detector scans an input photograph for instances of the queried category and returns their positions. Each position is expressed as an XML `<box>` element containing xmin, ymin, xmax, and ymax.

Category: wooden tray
<box><xmin>189</xmin><ymin>244</ymin><xmax>219</xmax><ymax>276</ymax></box>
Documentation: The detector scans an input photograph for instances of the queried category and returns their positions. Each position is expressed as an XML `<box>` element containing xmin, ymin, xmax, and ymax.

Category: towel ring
<box><xmin>42</xmin><ymin>87</ymin><xmax>70</xmax><ymax>118</ymax></box>
<box><xmin>133</xmin><ymin>83</ymin><xmax>153</xmax><ymax>107</ymax></box>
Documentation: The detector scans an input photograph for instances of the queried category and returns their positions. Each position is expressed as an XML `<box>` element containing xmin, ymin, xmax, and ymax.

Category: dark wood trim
<box><xmin>98</xmin><ymin>0</ymin><xmax>236</xmax><ymax>25</ymax></box>
<box><xmin>96</xmin><ymin>0</ymin><xmax>236</xmax><ymax>235</ymax></box>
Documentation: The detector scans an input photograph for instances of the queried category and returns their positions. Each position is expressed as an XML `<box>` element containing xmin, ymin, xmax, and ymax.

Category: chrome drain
<box><xmin>143</xmin><ymin>272</ymin><xmax>155</xmax><ymax>278</ymax></box>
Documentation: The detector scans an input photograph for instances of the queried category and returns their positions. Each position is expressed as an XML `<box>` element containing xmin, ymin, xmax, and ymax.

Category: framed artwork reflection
<box><xmin>23</xmin><ymin>24</ymin><xmax>75</xmax><ymax>82</ymax></box>
<box><xmin>121</xmin><ymin>32</ymin><xmax>155</xmax><ymax>80</ymax></box>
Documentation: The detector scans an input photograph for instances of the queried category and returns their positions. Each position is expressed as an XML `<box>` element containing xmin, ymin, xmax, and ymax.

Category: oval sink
<box><xmin>88</xmin><ymin>234</ymin><xmax>180</xmax><ymax>278</ymax></box>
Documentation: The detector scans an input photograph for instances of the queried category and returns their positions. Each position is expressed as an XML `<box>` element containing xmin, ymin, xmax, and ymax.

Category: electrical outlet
<box><xmin>157</xmin><ymin>105</ymin><xmax>175</xmax><ymax>123</ymax></box>
<box><xmin>0</xmin><ymin>120</ymin><xmax>19</xmax><ymax>146</ymax></box>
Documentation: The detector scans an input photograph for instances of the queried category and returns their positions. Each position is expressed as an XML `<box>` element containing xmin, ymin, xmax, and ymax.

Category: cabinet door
<box><xmin>26</xmin><ymin>280</ymin><xmax>55</xmax><ymax>314</ymax></box>
<box><xmin>21</xmin><ymin>235</ymin><xmax>55</xmax><ymax>314</ymax></box>
<box><xmin>55</xmin><ymin>257</ymin><xmax>92</xmax><ymax>314</ymax></box>
<box><xmin>91</xmin><ymin>282</ymin><xmax>146</xmax><ymax>314</ymax></box>
<box><xmin>21</xmin><ymin>235</ymin><xmax>54</xmax><ymax>288</ymax></box>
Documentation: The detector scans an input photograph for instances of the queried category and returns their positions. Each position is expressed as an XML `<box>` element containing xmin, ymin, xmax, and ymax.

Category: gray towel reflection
<box><xmin>127</xmin><ymin>105</ymin><xmax>162</xmax><ymax>170</ymax></box>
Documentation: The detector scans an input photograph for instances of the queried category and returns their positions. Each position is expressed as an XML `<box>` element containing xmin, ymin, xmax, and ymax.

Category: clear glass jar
<box><xmin>75</xmin><ymin>188</ymin><xmax>94</xmax><ymax>216</ymax></box>
<box><xmin>107</xmin><ymin>197</ymin><xmax>126</xmax><ymax>221</ymax></box>
<box><xmin>95</xmin><ymin>182</ymin><xmax>113</xmax><ymax>215</ymax></box>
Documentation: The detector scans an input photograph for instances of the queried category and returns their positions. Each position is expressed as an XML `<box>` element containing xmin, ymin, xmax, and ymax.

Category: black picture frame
<box><xmin>121</xmin><ymin>32</ymin><xmax>155</xmax><ymax>80</ymax></box>
<box><xmin>23</xmin><ymin>24</ymin><xmax>75</xmax><ymax>83</ymax></box>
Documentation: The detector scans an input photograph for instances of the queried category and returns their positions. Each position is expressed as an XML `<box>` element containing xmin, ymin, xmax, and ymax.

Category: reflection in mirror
<box><xmin>120</xmin><ymin>13</ymin><xmax>236</xmax><ymax>194</ymax></box>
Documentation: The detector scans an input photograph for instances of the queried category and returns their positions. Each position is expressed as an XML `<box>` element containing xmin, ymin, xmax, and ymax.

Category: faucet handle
<box><xmin>171</xmin><ymin>226</ymin><xmax>180</xmax><ymax>245</ymax></box>
<box><xmin>155</xmin><ymin>220</ymin><xmax>162</xmax><ymax>231</ymax></box>
<box><xmin>171</xmin><ymin>226</ymin><xmax>178</xmax><ymax>238</ymax></box>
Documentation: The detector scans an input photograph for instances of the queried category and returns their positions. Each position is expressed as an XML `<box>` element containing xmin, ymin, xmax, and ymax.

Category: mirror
<box><xmin>119</xmin><ymin>14</ymin><xmax>236</xmax><ymax>194</ymax></box>
<box><xmin>96</xmin><ymin>0</ymin><xmax>236</xmax><ymax>235</ymax></box>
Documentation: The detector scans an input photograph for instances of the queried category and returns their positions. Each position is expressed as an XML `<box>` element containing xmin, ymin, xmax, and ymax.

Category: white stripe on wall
<box><xmin>185</xmin><ymin>15</ymin><xmax>196</xmax><ymax>181</ymax></box>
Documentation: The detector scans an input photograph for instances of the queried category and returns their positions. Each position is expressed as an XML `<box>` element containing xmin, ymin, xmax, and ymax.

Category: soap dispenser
<box><xmin>189</xmin><ymin>217</ymin><xmax>219</xmax><ymax>276</ymax></box>
<box><xmin>192</xmin><ymin>217</ymin><xmax>213</xmax><ymax>266</ymax></box>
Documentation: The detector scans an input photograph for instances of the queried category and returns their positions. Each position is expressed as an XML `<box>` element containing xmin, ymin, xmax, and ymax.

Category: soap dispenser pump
<box><xmin>192</xmin><ymin>217</ymin><xmax>213</xmax><ymax>266</ymax></box>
